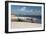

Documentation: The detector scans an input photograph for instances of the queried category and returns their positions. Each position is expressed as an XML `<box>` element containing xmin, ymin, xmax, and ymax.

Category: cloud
<box><xmin>20</xmin><ymin>7</ymin><xmax>26</xmax><ymax>11</ymax></box>
<box><xmin>11</xmin><ymin>5</ymin><xmax>41</xmax><ymax>16</ymax></box>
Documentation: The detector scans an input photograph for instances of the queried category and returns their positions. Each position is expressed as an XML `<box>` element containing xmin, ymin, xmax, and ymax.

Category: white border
<box><xmin>8</xmin><ymin>3</ymin><xmax>44</xmax><ymax>32</ymax></box>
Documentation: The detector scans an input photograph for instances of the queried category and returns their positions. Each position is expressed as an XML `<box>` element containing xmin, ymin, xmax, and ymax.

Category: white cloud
<box><xmin>20</xmin><ymin>7</ymin><xmax>26</xmax><ymax>11</ymax></box>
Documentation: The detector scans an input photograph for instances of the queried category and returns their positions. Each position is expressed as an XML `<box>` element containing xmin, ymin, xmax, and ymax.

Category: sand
<box><xmin>11</xmin><ymin>22</ymin><xmax>41</xmax><ymax>29</ymax></box>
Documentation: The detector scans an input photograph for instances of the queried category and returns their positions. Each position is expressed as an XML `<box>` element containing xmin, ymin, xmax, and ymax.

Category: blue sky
<box><xmin>11</xmin><ymin>5</ymin><xmax>41</xmax><ymax>16</ymax></box>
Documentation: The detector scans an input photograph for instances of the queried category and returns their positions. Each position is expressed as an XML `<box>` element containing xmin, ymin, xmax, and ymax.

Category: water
<box><xmin>12</xmin><ymin>15</ymin><xmax>41</xmax><ymax>24</ymax></box>
<box><xmin>15</xmin><ymin>15</ymin><xmax>41</xmax><ymax>19</ymax></box>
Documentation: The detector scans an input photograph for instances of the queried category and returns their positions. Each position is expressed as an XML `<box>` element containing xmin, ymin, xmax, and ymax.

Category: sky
<box><xmin>11</xmin><ymin>5</ymin><xmax>41</xmax><ymax>16</ymax></box>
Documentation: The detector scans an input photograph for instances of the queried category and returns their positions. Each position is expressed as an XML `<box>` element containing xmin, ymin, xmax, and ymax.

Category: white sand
<box><xmin>11</xmin><ymin>22</ymin><xmax>41</xmax><ymax>29</ymax></box>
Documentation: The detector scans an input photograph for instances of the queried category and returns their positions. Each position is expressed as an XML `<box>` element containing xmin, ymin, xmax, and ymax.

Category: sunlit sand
<box><xmin>11</xmin><ymin>22</ymin><xmax>41</xmax><ymax>29</ymax></box>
